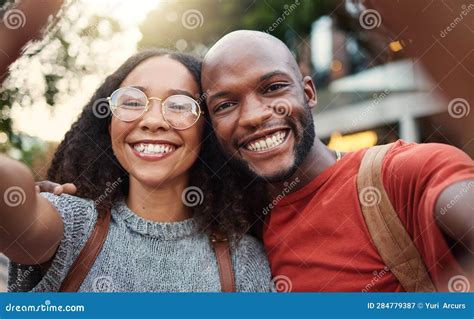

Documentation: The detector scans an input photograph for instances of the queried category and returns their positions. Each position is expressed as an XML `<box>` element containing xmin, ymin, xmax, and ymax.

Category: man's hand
<box><xmin>35</xmin><ymin>181</ymin><xmax>77</xmax><ymax>195</ymax></box>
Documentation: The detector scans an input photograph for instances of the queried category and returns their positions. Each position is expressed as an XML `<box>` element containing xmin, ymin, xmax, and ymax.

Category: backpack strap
<box><xmin>59</xmin><ymin>207</ymin><xmax>111</xmax><ymax>292</ymax></box>
<box><xmin>357</xmin><ymin>143</ymin><xmax>436</xmax><ymax>292</ymax></box>
<box><xmin>210</xmin><ymin>233</ymin><xmax>236</xmax><ymax>292</ymax></box>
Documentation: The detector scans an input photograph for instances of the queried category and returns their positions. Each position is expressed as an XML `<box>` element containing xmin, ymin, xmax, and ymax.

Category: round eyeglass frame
<box><xmin>107</xmin><ymin>86</ymin><xmax>202</xmax><ymax>130</ymax></box>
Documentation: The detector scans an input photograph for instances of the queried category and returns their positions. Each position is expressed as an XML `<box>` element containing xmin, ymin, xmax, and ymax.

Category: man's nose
<box><xmin>238</xmin><ymin>96</ymin><xmax>273</xmax><ymax>127</ymax></box>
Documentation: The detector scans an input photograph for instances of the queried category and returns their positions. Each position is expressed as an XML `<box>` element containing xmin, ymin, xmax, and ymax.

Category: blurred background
<box><xmin>0</xmin><ymin>0</ymin><xmax>473</xmax><ymax>291</ymax></box>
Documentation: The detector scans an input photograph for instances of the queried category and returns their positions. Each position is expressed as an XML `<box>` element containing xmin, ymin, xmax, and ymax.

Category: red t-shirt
<box><xmin>263</xmin><ymin>140</ymin><xmax>473</xmax><ymax>291</ymax></box>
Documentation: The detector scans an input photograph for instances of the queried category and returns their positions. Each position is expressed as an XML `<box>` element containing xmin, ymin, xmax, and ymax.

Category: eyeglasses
<box><xmin>107</xmin><ymin>87</ymin><xmax>202</xmax><ymax>130</ymax></box>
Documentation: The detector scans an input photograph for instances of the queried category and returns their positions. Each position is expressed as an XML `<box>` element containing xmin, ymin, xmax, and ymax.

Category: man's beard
<box><xmin>228</xmin><ymin>103</ymin><xmax>316</xmax><ymax>184</ymax></box>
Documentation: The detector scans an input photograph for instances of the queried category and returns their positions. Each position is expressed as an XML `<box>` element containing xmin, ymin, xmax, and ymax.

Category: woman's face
<box><xmin>109</xmin><ymin>56</ymin><xmax>204</xmax><ymax>188</ymax></box>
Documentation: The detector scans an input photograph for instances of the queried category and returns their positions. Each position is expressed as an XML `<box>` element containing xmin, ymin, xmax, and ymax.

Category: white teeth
<box><xmin>245</xmin><ymin>130</ymin><xmax>288</xmax><ymax>152</ymax></box>
<box><xmin>133</xmin><ymin>143</ymin><xmax>174</xmax><ymax>155</ymax></box>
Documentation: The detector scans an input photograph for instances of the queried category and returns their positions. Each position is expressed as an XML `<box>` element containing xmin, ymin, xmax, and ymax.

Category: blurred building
<box><xmin>310</xmin><ymin>14</ymin><xmax>472</xmax><ymax>156</ymax></box>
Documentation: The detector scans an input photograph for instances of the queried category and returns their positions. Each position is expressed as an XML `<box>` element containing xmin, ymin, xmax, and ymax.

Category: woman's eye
<box><xmin>265</xmin><ymin>83</ymin><xmax>288</xmax><ymax>93</ymax></box>
<box><xmin>168</xmin><ymin>103</ymin><xmax>188</xmax><ymax>111</ymax></box>
<box><xmin>122</xmin><ymin>101</ymin><xmax>144</xmax><ymax>108</ymax></box>
<box><xmin>215</xmin><ymin>102</ymin><xmax>235</xmax><ymax>113</ymax></box>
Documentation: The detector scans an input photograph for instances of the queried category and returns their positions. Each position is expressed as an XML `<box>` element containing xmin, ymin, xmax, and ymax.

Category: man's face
<box><xmin>202</xmin><ymin>45</ymin><xmax>317</xmax><ymax>182</ymax></box>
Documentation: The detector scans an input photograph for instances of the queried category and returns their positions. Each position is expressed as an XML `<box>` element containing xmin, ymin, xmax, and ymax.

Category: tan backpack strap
<box><xmin>210</xmin><ymin>233</ymin><xmax>236</xmax><ymax>292</ymax></box>
<box><xmin>357</xmin><ymin>143</ymin><xmax>436</xmax><ymax>292</ymax></box>
<box><xmin>60</xmin><ymin>207</ymin><xmax>111</xmax><ymax>292</ymax></box>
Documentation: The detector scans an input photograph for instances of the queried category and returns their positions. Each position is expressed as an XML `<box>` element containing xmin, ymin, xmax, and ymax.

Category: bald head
<box><xmin>203</xmin><ymin>30</ymin><xmax>302</xmax><ymax>80</ymax></box>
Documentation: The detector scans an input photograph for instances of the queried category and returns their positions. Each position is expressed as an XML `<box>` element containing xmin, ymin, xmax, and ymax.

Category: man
<box><xmin>200</xmin><ymin>30</ymin><xmax>473</xmax><ymax>292</ymax></box>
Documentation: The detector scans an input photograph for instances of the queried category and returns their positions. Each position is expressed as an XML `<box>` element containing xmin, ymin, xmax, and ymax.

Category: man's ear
<box><xmin>302</xmin><ymin>75</ymin><xmax>317</xmax><ymax>109</ymax></box>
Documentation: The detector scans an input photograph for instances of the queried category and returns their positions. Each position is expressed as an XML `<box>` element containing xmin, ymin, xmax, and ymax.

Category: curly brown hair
<box><xmin>47</xmin><ymin>49</ymin><xmax>267</xmax><ymax>238</ymax></box>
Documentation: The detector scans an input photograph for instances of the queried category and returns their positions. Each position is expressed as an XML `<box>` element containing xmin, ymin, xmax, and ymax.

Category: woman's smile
<box><xmin>128</xmin><ymin>140</ymin><xmax>180</xmax><ymax>162</ymax></box>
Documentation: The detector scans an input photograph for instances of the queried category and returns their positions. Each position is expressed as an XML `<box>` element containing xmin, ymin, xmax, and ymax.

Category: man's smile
<box><xmin>241</xmin><ymin>129</ymin><xmax>290</xmax><ymax>152</ymax></box>
<box><xmin>239</xmin><ymin>128</ymin><xmax>294</xmax><ymax>160</ymax></box>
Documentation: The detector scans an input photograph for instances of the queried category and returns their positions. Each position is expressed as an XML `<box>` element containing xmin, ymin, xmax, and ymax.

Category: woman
<box><xmin>1</xmin><ymin>49</ymin><xmax>271</xmax><ymax>292</ymax></box>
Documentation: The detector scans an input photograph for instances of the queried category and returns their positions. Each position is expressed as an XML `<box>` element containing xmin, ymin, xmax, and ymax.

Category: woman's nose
<box><xmin>138</xmin><ymin>98</ymin><xmax>171</xmax><ymax>132</ymax></box>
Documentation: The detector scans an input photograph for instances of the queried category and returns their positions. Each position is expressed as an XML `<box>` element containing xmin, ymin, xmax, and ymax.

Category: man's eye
<box><xmin>265</xmin><ymin>83</ymin><xmax>288</xmax><ymax>93</ymax></box>
<box><xmin>214</xmin><ymin>102</ymin><xmax>236</xmax><ymax>113</ymax></box>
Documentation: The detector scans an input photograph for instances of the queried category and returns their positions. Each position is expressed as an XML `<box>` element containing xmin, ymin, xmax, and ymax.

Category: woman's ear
<box><xmin>302</xmin><ymin>76</ymin><xmax>317</xmax><ymax>108</ymax></box>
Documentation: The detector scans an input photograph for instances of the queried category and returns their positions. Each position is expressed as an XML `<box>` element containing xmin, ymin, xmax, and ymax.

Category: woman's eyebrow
<box><xmin>167</xmin><ymin>89</ymin><xmax>195</xmax><ymax>98</ymax></box>
<box><xmin>127</xmin><ymin>87</ymin><xmax>196</xmax><ymax>99</ymax></box>
<box><xmin>129</xmin><ymin>85</ymin><xmax>148</xmax><ymax>93</ymax></box>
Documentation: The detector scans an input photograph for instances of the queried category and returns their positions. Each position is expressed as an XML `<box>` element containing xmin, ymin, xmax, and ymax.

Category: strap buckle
<box><xmin>210</xmin><ymin>233</ymin><xmax>229</xmax><ymax>243</ymax></box>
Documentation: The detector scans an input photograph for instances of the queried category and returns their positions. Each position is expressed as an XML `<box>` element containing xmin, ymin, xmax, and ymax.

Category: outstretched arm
<box><xmin>0</xmin><ymin>154</ymin><xmax>63</xmax><ymax>264</ymax></box>
<box><xmin>435</xmin><ymin>179</ymin><xmax>474</xmax><ymax>271</ymax></box>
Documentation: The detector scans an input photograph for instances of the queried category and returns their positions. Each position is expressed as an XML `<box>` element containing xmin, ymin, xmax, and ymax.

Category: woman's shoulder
<box><xmin>40</xmin><ymin>192</ymin><xmax>98</xmax><ymax>224</ymax></box>
<box><xmin>233</xmin><ymin>233</ymin><xmax>264</xmax><ymax>250</ymax></box>
<box><xmin>230</xmin><ymin>234</ymin><xmax>272</xmax><ymax>292</ymax></box>
<box><xmin>231</xmin><ymin>234</ymin><xmax>267</xmax><ymax>263</ymax></box>
<box><xmin>40</xmin><ymin>192</ymin><xmax>95</xmax><ymax>212</ymax></box>
<box><xmin>40</xmin><ymin>192</ymin><xmax>99</xmax><ymax>247</ymax></box>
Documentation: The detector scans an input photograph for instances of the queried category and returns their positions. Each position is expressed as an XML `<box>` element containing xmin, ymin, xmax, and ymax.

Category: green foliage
<box><xmin>139</xmin><ymin>0</ymin><xmax>250</xmax><ymax>53</ymax></box>
<box><xmin>0</xmin><ymin>0</ymin><xmax>126</xmax><ymax>167</ymax></box>
<box><xmin>241</xmin><ymin>0</ymin><xmax>335</xmax><ymax>39</ymax></box>
<box><xmin>139</xmin><ymin>0</ymin><xmax>337</xmax><ymax>53</ymax></box>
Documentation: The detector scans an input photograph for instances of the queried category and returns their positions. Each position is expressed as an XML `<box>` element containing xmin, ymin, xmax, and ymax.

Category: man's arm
<box><xmin>383</xmin><ymin>141</ymin><xmax>473</xmax><ymax>288</ymax></box>
<box><xmin>0</xmin><ymin>154</ymin><xmax>63</xmax><ymax>264</ymax></box>
<box><xmin>435</xmin><ymin>179</ymin><xmax>474</xmax><ymax>271</ymax></box>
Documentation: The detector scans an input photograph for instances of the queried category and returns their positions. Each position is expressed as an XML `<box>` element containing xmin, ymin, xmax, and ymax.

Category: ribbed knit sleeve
<box><xmin>232</xmin><ymin>234</ymin><xmax>272</xmax><ymax>292</ymax></box>
<box><xmin>8</xmin><ymin>193</ymin><xmax>97</xmax><ymax>292</ymax></box>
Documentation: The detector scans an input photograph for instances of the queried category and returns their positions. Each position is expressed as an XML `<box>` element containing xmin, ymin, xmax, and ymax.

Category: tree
<box><xmin>138</xmin><ymin>0</ymin><xmax>251</xmax><ymax>55</ymax></box>
<box><xmin>239</xmin><ymin>0</ymin><xmax>336</xmax><ymax>75</ymax></box>
<box><xmin>0</xmin><ymin>0</ymin><xmax>127</xmax><ymax>173</ymax></box>
<box><xmin>138</xmin><ymin>0</ymin><xmax>337</xmax><ymax>75</ymax></box>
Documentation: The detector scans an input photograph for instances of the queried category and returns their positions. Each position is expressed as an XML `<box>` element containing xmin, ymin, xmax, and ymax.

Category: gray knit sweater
<box><xmin>8</xmin><ymin>193</ymin><xmax>272</xmax><ymax>292</ymax></box>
